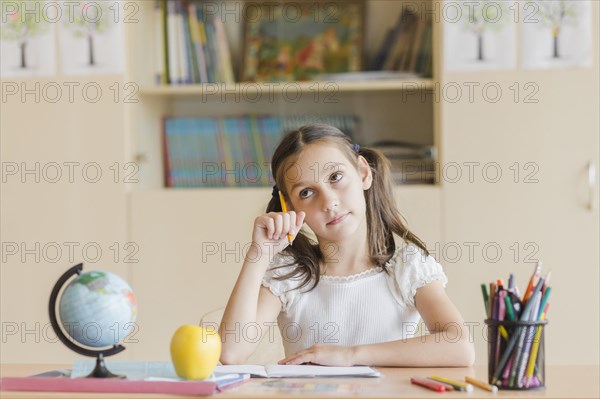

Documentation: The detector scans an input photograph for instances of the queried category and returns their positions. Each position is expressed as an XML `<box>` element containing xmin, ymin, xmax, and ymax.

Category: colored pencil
<box><xmin>525</xmin><ymin>303</ymin><xmax>549</xmax><ymax>387</ymax></box>
<box><xmin>504</xmin><ymin>295</ymin><xmax>515</xmax><ymax>321</ymax></box>
<box><xmin>523</xmin><ymin>262</ymin><xmax>541</xmax><ymax>303</ymax></box>
<box><xmin>516</xmin><ymin>292</ymin><xmax>542</xmax><ymax>387</ymax></box>
<box><xmin>278</xmin><ymin>191</ymin><xmax>293</xmax><ymax>245</ymax></box>
<box><xmin>428</xmin><ymin>376</ymin><xmax>473</xmax><ymax>392</ymax></box>
<box><xmin>481</xmin><ymin>284</ymin><xmax>490</xmax><ymax>318</ymax></box>
<box><xmin>465</xmin><ymin>376</ymin><xmax>498</xmax><ymax>393</ymax></box>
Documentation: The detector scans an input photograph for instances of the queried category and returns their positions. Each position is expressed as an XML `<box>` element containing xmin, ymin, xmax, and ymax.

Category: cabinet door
<box><xmin>394</xmin><ymin>186</ymin><xmax>442</xmax><ymax>251</ymax></box>
<box><xmin>441</xmin><ymin>69</ymin><xmax>599</xmax><ymax>363</ymax></box>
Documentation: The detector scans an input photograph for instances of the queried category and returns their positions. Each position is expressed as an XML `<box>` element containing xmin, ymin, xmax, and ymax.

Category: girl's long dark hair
<box><xmin>266</xmin><ymin>123</ymin><xmax>429</xmax><ymax>292</ymax></box>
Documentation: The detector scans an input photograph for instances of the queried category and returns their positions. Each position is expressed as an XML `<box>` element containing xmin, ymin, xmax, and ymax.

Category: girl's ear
<box><xmin>357</xmin><ymin>155</ymin><xmax>373</xmax><ymax>190</ymax></box>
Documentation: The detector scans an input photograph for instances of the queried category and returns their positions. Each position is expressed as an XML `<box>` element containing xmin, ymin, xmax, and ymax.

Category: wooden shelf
<box><xmin>131</xmin><ymin>183</ymin><xmax>440</xmax><ymax>195</ymax></box>
<box><xmin>139</xmin><ymin>78</ymin><xmax>435</xmax><ymax>96</ymax></box>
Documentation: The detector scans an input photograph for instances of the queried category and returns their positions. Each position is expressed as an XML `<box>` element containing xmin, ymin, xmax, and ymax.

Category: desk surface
<box><xmin>1</xmin><ymin>364</ymin><xmax>598</xmax><ymax>399</ymax></box>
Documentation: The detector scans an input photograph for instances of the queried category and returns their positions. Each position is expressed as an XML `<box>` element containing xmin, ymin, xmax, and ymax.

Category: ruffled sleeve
<box><xmin>261</xmin><ymin>253</ymin><xmax>303</xmax><ymax>312</ymax></box>
<box><xmin>387</xmin><ymin>243</ymin><xmax>448</xmax><ymax>310</ymax></box>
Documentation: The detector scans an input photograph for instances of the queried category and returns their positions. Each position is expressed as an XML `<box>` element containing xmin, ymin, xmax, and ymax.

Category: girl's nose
<box><xmin>322</xmin><ymin>192</ymin><xmax>339</xmax><ymax>212</ymax></box>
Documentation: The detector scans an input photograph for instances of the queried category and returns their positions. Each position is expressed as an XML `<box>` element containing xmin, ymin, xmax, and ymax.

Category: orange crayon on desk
<box><xmin>278</xmin><ymin>191</ymin><xmax>293</xmax><ymax>246</ymax></box>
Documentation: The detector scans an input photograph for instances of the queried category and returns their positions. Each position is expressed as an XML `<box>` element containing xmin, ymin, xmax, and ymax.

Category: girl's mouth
<box><xmin>327</xmin><ymin>213</ymin><xmax>349</xmax><ymax>225</ymax></box>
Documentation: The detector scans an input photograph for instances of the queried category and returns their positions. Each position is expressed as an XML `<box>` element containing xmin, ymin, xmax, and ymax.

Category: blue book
<box><xmin>195</xmin><ymin>5</ymin><xmax>214</xmax><ymax>83</ymax></box>
<box><xmin>204</xmin><ymin>18</ymin><xmax>221</xmax><ymax>82</ymax></box>
<box><xmin>257</xmin><ymin>116</ymin><xmax>283</xmax><ymax>185</ymax></box>
<box><xmin>164</xmin><ymin>118</ymin><xmax>222</xmax><ymax>187</ymax></box>
<box><xmin>220</xmin><ymin>117</ymin><xmax>246</xmax><ymax>186</ymax></box>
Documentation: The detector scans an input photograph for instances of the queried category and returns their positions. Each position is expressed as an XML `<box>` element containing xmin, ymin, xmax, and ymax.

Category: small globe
<box><xmin>58</xmin><ymin>270</ymin><xmax>137</xmax><ymax>348</ymax></box>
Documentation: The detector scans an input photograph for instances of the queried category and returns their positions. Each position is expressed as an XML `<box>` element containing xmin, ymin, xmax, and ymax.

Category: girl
<box><xmin>219</xmin><ymin>124</ymin><xmax>474</xmax><ymax>367</ymax></box>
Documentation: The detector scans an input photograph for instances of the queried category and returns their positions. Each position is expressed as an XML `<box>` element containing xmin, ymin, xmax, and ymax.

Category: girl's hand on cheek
<box><xmin>278</xmin><ymin>344</ymin><xmax>356</xmax><ymax>367</ymax></box>
<box><xmin>252</xmin><ymin>211</ymin><xmax>306</xmax><ymax>260</ymax></box>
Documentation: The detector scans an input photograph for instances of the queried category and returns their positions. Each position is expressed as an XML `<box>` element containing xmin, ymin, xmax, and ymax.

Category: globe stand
<box><xmin>86</xmin><ymin>353</ymin><xmax>125</xmax><ymax>379</ymax></box>
<box><xmin>49</xmin><ymin>263</ymin><xmax>127</xmax><ymax>379</ymax></box>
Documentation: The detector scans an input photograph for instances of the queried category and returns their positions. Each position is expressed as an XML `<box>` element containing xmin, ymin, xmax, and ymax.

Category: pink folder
<box><xmin>0</xmin><ymin>375</ymin><xmax>247</xmax><ymax>396</ymax></box>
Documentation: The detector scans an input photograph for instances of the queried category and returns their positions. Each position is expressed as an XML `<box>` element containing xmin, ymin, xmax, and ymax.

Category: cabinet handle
<box><xmin>589</xmin><ymin>161</ymin><xmax>597</xmax><ymax>211</ymax></box>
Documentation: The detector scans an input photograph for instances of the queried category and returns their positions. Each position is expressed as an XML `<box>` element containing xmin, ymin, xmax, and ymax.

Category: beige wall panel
<box><xmin>440</xmin><ymin>4</ymin><xmax>600</xmax><ymax>365</ymax></box>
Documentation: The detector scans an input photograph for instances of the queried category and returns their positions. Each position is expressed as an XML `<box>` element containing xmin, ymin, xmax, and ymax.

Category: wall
<box><xmin>1</xmin><ymin>76</ymin><xmax>128</xmax><ymax>363</ymax></box>
<box><xmin>440</xmin><ymin>1</ymin><xmax>600</xmax><ymax>365</ymax></box>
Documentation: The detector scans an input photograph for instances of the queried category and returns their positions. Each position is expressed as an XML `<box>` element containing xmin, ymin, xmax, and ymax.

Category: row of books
<box><xmin>163</xmin><ymin>115</ymin><xmax>358</xmax><ymax>188</ymax></box>
<box><xmin>371</xmin><ymin>141</ymin><xmax>436</xmax><ymax>185</ymax></box>
<box><xmin>372</xmin><ymin>9</ymin><xmax>433</xmax><ymax>77</ymax></box>
<box><xmin>154</xmin><ymin>0</ymin><xmax>235</xmax><ymax>85</ymax></box>
<box><xmin>154</xmin><ymin>1</ymin><xmax>433</xmax><ymax>85</ymax></box>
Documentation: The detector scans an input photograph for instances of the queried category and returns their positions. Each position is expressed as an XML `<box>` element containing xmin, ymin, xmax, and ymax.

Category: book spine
<box><xmin>153</xmin><ymin>0</ymin><xmax>165</xmax><ymax>85</ymax></box>
<box><xmin>249</xmin><ymin>116</ymin><xmax>269</xmax><ymax>186</ymax></box>
<box><xmin>184</xmin><ymin>118</ymin><xmax>220</xmax><ymax>187</ymax></box>
<box><xmin>0</xmin><ymin>377</ymin><xmax>218</xmax><ymax>395</ymax></box>
<box><xmin>382</xmin><ymin>14</ymin><xmax>405</xmax><ymax>71</ymax></box>
<box><xmin>204</xmin><ymin>17</ymin><xmax>221</xmax><ymax>82</ymax></box>
<box><xmin>166</xmin><ymin>1</ymin><xmax>178</xmax><ymax>85</ymax></box>
<box><xmin>212</xmin><ymin>15</ymin><xmax>235</xmax><ymax>83</ymax></box>
<box><xmin>178</xmin><ymin>2</ymin><xmax>193</xmax><ymax>84</ymax></box>
<box><xmin>403</xmin><ymin>15</ymin><xmax>420</xmax><ymax>71</ymax></box>
<box><xmin>162</xmin><ymin>117</ymin><xmax>172</xmax><ymax>187</ymax></box>
<box><xmin>160</xmin><ymin>0</ymin><xmax>169</xmax><ymax>84</ymax></box>
<box><xmin>260</xmin><ymin>116</ymin><xmax>283</xmax><ymax>185</ymax></box>
<box><xmin>174</xmin><ymin>2</ymin><xmax>187</xmax><ymax>84</ymax></box>
<box><xmin>188</xmin><ymin>3</ymin><xmax>208</xmax><ymax>83</ymax></box>
<box><xmin>165</xmin><ymin>118</ymin><xmax>182</xmax><ymax>186</ymax></box>
<box><xmin>408</xmin><ymin>16</ymin><xmax>425</xmax><ymax>72</ymax></box>
<box><xmin>196</xmin><ymin>6</ymin><xmax>214</xmax><ymax>83</ymax></box>
<box><xmin>184</xmin><ymin>5</ymin><xmax>200</xmax><ymax>84</ymax></box>
<box><xmin>372</xmin><ymin>29</ymin><xmax>395</xmax><ymax>70</ymax></box>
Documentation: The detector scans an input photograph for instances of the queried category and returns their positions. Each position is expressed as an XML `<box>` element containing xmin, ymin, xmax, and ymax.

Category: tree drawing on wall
<box><xmin>536</xmin><ymin>0</ymin><xmax>577</xmax><ymax>59</ymax></box>
<box><xmin>459</xmin><ymin>0</ymin><xmax>509</xmax><ymax>61</ymax></box>
<box><xmin>0</xmin><ymin>0</ymin><xmax>49</xmax><ymax>69</ymax></box>
<box><xmin>63</xmin><ymin>1</ymin><xmax>112</xmax><ymax>66</ymax></box>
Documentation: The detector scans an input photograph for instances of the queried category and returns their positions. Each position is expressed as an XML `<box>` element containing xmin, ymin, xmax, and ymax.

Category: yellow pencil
<box><xmin>499</xmin><ymin>325</ymin><xmax>508</xmax><ymax>340</ymax></box>
<box><xmin>278</xmin><ymin>191</ymin><xmax>293</xmax><ymax>245</ymax></box>
<box><xmin>525</xmin><ymin>305</ymin><xmax>549</xmax><ymax>387</ymax></box>
<box><xmin>464</xmin><ymin>376</ymin><xmax>498</xmax><ymax>393</ymax></box>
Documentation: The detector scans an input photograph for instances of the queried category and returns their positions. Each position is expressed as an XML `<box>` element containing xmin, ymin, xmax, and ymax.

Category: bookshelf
<box><xmin>126</xmin><ymin>0</ymin><xmax>440</xmax><ymax>190</ymax></box>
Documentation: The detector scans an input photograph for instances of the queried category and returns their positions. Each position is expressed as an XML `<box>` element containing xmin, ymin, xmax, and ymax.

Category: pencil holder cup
<box><xmin>484</xmin><ymin>319</ymin><xmax>548</xmax><ymax>390</ymax></box>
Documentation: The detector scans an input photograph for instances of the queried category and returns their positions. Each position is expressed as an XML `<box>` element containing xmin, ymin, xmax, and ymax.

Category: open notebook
<box><xmin>215</xmin><ymin>365</ymin><xmax>380</xmax><ymax>378</ymax></box>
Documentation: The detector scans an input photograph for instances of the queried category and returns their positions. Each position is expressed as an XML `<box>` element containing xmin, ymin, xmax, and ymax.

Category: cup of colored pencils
<box><xmin>482</xmin><ymin>262</ymin><xmax>551</xmax><ymax>390</ymax></box>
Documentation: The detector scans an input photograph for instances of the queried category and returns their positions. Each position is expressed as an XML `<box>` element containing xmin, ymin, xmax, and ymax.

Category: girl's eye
<box><xmin>299</xmin><ymin>189</ymin><xmax>313</xmax><ymax>199</ymax></box>
<box><xmin>330</xmin><ymin>172</ymin><xmax>343</xmax><ymax>183</ymax></box>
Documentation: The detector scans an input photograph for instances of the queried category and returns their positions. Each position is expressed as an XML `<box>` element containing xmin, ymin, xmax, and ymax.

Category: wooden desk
<box><xmin>1</xmin><ymin>364</ymin><xmax>598</xmax><ymax>398</ymax></box>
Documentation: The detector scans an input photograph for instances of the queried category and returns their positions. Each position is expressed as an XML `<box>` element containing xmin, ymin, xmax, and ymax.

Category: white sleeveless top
<box><xmin>261</xmin><ymin>242</ymin><xmax>448</xmax><ymax>356</ymax></box>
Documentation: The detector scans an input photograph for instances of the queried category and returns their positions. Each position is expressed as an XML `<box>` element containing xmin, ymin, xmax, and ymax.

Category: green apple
<box><xmin>170</xmin><ymin>325</ymin><xmax>222</xmax><ymax>380</ymax></box>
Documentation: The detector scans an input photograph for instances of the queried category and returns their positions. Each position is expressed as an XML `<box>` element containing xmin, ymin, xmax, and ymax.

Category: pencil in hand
<box><xmin>278</xmin><ymin>191</ymin><xmax>294</xmax><ymax>246</ymax></box>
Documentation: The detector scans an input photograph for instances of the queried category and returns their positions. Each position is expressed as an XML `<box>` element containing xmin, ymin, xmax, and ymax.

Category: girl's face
<box><xmin>283</xmin><ymin>143</ymin><xmax>372</xmax><ymax>243</ymax></box>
